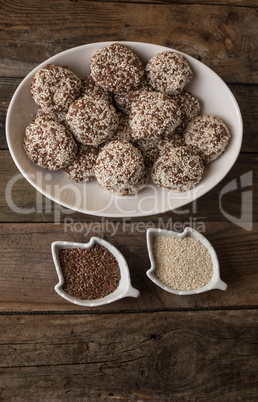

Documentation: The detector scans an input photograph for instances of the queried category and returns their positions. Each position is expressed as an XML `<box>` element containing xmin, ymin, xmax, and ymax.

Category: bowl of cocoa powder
<box><xmin>52</xmin><ymin>237</ymin><xmax>140</xmax><ymax>306</ymax></box>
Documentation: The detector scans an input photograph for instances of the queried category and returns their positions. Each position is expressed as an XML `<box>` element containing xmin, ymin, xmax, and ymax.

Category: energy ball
<box><xmin>146</xmin><ymin>51</ymin><xmax>193</xmax><ymax>94</ymax></box>
<box><xmin>151</xmin><ymin>146</ymin><xmax>204</xmax><ymax>192</ymax></box>
<box><xmin>95</xmin><ymin>140</ymin><xmax>147</xmax><ymax>196</ymax></box>
<box><xmin>23</xmin><ymin>118</ymin><xmax>77</xmax><ymax>171</ymax></box>
<box><xmin>31</xmin><ymin>64</ymin><xmax>81</xmax><ymax>112</ymax></box>
<box><xmin>99</xmin><ymin>113</ymin><xmax>134</xmax><ymax>150</ymax></box>
<box><xmin>135</xmin><ymin>133</ymin><xmax>185</xmax><ymax>167</ymax></box>
<box><xmin>172</xmin><ymin>91</ymin><xmax>202</xmax><ymax>134</ymax></box>
<box><xmin>129</xmin><ymin>91</ymin><xmax>181</xmax><ymax>140</ymax></box>
<box><xmin>35</xmin><ymin>108</ymin><xmax>67</xmax><ymax>125</ymax></box>
<box><xmin>64</xmin><ymin>145</ymin><xmax>99</xmax><ymax>183</ymax></box>
<box><xmin>113</xmin><ymin>113</ymin><xmax>134</xmax><ymax>142</ymax></box>
<box><xmin>90</xmin><ymin>43</ymin><xmax>145</xmax><ymax>93</ymax></box>
<box><xmin>66</xmin><ymin>95</ymin><xmax>119</xmax><ymax>147</ymax></box>
<box><xmin>80</xmin><ymin>76</ymin><xmax>112</xmax><ymax>103</ymax></box>
<box><xmin>114</xmin><ymin>80</ymin><xmax>152</xmax><ymax>115</ymax></box>
<box><xmin>183</xmin><ymin>115</ymin><xmax>231</xmax><ymax>164</ymax></box>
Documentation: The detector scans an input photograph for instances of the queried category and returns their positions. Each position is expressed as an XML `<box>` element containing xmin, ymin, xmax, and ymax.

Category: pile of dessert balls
<box><xmin>24</xmin><ymin>43</ymin><xmax>231</xmax><ymax>195</ymax></box>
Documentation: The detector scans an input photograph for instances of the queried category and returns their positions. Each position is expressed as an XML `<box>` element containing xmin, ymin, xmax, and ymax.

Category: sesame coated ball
<box><xmin>95</xmin><ymin>140</ymin><xmax>147</xmax><ymax>196</ymax></box>
<box><xmin>65</xmin><ymin>95</ymin><xmax>119</xmax><ymax>147</ymax></box>
<box><xmin>64</xmin><ymin>145</ymin><xmax>99</xmax><ymax>183</ymax></box>
<box><xmin>183</xmin><ymin>115</ymin><xmax>231</xmax><ymax>164</ymax></box>
<box><xmin>80</xmin><ymin>76</ymin><xmax>113</xmax><ymax>103</ymax></box>
<box><xmin>151</xmin><ymin>146</ymin><xmax>204</xmax><ymax>192</ymax></box>
<box><xmin>146</xmin><ymin>51</ymin><xmax>193</xmax><ymax>94</ymax></box>
<box><xmin>25</xmin><ymin>49</ymin><xmax>232</xmax><ymax>198</ymax></box>
<box><xmin>90</xmin><ymin>43</ymin><xmax>145</xmax><ymax>93</ymax></box>
<box><xmin>113</xmin><ymin>113</ymin><xmax>134</xmax><ymax>142</ymax></box>
<box><xmin>172</xmin><ymin>91</ymin><xmax>202</xmax><ymax>134</ymax></box>
<box><xmin>31</xmin><ymin>64</ymin><xmax>81</xmax><ymax>112</ymax></box>
<box><xmin>35</xmin><ymin>108</ymin><xmax>67</xmax><ymax>125</ymax></box>
<box><xmin>99</xmin><ymin>113</ymin><xmax>134</xmax><ymax>150</ymax></box>
<box><xmin>114</xmin><ymin>80</ymin><xmax>153</xmax><ymax>115</ymax></box>
<box><xmin>135</xmin><ymin>133</ymin><xmax>185</xmax><ymax>167</ymax></box>
<box><xmin>129</xmin><ymin>91</ymin><xmax>181</xmax><ymax>140</ymax></box>
<box><xmin>23</xmin><ymin>118</ymin><xmax>77</xmax><ymax>171</ymax></box>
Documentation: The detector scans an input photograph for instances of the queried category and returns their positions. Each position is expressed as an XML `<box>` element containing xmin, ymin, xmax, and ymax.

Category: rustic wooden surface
<box><xmin>1</xmin><ymin>311</ymin><xmax>257</xmax><ymax>401</ymax></box>
<box><xmin>0</xmin><ymin>0</ymin><xmax>258</xmax><ymax>400</ymax></box>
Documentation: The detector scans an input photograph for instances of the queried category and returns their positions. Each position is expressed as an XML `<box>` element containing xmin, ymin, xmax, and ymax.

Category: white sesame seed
<box><xmin>153</xmin><ymin>236</ymin><xmax>213</xmax><ymax>291</ymax></box>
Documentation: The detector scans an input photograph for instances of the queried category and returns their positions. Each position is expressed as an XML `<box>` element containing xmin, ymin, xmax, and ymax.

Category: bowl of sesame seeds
<box><xmin>52</xmin><ymin>237</ymin><xmax>140</xmax><ymax>306</ymax></box>
<box><xmin>146</xmin><ymin>227</ymin><xmax>227</xmax><ymax>295</ymax></box>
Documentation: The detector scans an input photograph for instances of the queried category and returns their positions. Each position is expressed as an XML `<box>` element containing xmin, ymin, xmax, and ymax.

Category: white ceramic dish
<box><xmin>146</xmin><ymin>227</ymin><xmax>227</xmax><ymax>295</ymax></box>
<box><xmin>51</xmin><ymin>237</ymin><xmax>140</xmax><ymax>307</ymax></box>
<box><xmin>6</xmin><ymin>41</ymin><xmax>243</xmax><ymax>217</ymax></box>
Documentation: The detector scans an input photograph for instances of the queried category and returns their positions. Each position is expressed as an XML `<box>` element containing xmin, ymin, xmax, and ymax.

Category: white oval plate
<box><xmin>6</xmin><ymin>41</ymin><xmax>243</xmax><ymax>217</ymax></box>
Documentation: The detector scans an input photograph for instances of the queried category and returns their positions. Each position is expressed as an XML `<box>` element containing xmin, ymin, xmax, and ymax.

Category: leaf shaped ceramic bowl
<box><xmin>51</xmin><ymin>237</ymin><xmax>140</xmax><ymax>306</ymax></box>
<box><xmin>146</xmin><ymin>227</ymin><xmax>227</xmax><ymax>295</ymax></box>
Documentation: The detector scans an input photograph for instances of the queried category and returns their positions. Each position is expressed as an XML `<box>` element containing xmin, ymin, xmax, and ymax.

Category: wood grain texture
<box><xmin>0</xmin><ymin>1</ymin><xmax>257</xmax><ymax>83</ymax></box>
<box><xmin>0</xmin><ymin>310</ymin><xmax>257</xmax><ymax>400</ymax></box>
<box><xmin>88</xmin><ymin>0</ymin><xmax>258</xmax><ymax>5</ymax></box>
<box><xmin>0</xmin><ymin>78</ymin><xmax>22</xmax><ymax>150</ymax></box>
<box><xmin>1</xmin><ymin>79</ymin><xmax>258</xmax><ymax>152</ymax></box>
<box><xmin>0</xmin><ymin>1</ymin><xmax>257</xmax><ymax>400</ymax></box>
<box><xmin>0</xmin><ymin>222</ymin><xmax>257</xmax><ymax>312</ymax></box>
<box><xmin>1</xmin><ymin>151</ymin><xmax>256</xmax><ymax>223</ymax></box>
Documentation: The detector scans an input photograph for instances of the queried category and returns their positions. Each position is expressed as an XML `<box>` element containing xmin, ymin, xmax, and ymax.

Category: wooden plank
<box><xmin>0</xmin><ymin>151</ymin><xmax>256</xmax><ymax>223</ymax></box>
<box><xmin>91</xmin><ymin>0</ymin><xmax>258</xmax><ymax>5</ymax></box>
<box><xmin>0</xmin><ymin>310</ymin><xmax>257</xmax><ymax>400</ymax></box>
<box><xmin>0</xmin><ymin>1</ymin><xmax>257</xmax><ymax>83</ymax></box>
<box><xmin>230</xmin><ymin>84</ymin><xmax>258</xmax><ymax>152</ymax></box>
<box><xmin>0</xmin><ymin>222</ymin><xmax>257</xmax><ymax>312</ymax></box>
<box><xmin>0</xmin><ymin>78</ymin><xmax>22</xmax><ymax>150</ymax></box>
<box><xmin>1</xmin><ymin>79</ymin><xmax>258</xmax><ymax>152</ymax></box>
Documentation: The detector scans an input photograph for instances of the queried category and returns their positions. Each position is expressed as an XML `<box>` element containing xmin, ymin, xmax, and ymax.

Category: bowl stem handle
<box><xmin>125</xmin><ymin>286</ymin><xmax>140</xmax><ymax>298</ymax></box>
<box><xmin>215</xmin><ymin>279</ymin><xmax>228</xmax><ymax>291</ymax></box>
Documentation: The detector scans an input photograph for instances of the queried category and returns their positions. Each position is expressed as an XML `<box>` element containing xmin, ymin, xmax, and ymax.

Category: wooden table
<box><xmin>0</xmin><ymin>1</ymin><xmax>257</xmax><ymax>400</ymax></box>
